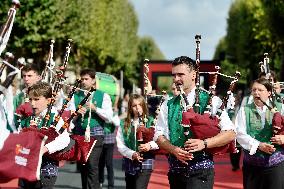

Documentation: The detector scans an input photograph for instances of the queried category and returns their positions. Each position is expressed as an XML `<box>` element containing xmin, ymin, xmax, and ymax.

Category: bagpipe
<box><xmin>180</xmin><ymin>35</ymin><xmax>240</xmax><ymax>155</ymax></box>
<box><xmin>41</xmin><ymin>39</ymin><xmax>55</xmax><ymax>84</ymax></box>
<box><xmin>258</xmin><ymin>53</ymin><xmax>284</xmax><ymax>144</ymax></box>
<box><xmin>135</xmin><ymin>61</ymin><xmax>168</xmax><ymax>155</ymax></box>
<box><xmin>18</xmin><ymin>40</ymin><xmax>96</xmax><ymax>164</ymax></box>
<box><xmin>0</xmin><ymin>0</ymin><xmax>21</xmax><ymax>93</ymax></box>
<box><xmin>0</xmin><ymin>0</ymin><xmax>20</xmax><ymax>56</ymax></box>
<box><xmin>0</xmin><ymin>1</ymin><xmax>46</xmax><ymax>183</ymax></box>
<box><xmin>136</xmin><ymin>61</ymin><xmax>154</xmax><ymax>145</ymax></box>
<box><xmin>21</xmin><ymin>85</ymin><xmax>97</xmax><ymax>164</ymax></box>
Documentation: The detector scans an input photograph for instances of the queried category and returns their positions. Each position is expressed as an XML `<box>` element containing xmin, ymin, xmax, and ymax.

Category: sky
<box><xmin>129</xmin><ymin>0</ymin><xmax>233</xmax><ymax>60</ymax></box>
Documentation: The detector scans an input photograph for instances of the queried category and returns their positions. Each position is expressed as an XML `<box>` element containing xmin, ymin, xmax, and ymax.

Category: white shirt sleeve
<box><xmin>236</xmin><ymin>107</ymin><xmax>260</xmax><ymax>155</ymax></box>
<box><xmin>149</xmin><ymin>141</ymin><xmax>159</xmax><ymax>150</ymax></box>
<box><xmin>95</xmin><ymin>93</ymin><xmax>113</xmax><ymax>123</ymax></box>
<box><xmin>153</xmin><ymin>100</ymin><xmax>169</xmax><ymax>141</ymax></box>
<box><xmin>0</xmin><ymin>126</ymin><xmax>10</xmax><ymax>151</ymax></box>
<box><xmin>111</xmin><ymin>114</ymin><xmax>121</xmax><ymax>127</ymax></box>
<box><xmin>44</xmin><ymin>130</ymin><xmax>70</xmax><ymax>154</ymax></box>
<box><xmin>281</xmin><ymin>104</ymin><xmax>284</xmax><ymax>115</ymax></box>
<box><xmin>116</xmin><ymin>126</ymin><xmax>135</xmax><ymax>160</ymax></box>
<box><xmin>211</xmin><ymin>96</ymin><xmax>236</xmax><ymax>131</ymax></box>
<box><xmin>67</xmin><ymin>96</ymin><xmax>76</xmax><ymax>111</ymax></box>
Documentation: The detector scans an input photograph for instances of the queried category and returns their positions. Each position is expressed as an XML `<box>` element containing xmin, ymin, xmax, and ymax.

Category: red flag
<box><xmin>0</xmin><ymin>131</ymin><xmax>47</xmax><ymax>183</ymax></box>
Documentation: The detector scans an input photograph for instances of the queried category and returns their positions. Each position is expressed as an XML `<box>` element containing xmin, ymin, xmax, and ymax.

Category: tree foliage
<box><xmin>215</xmin><ymin>0</ymin><xmax>283</xmax><ymax>85</ymax></box>
<box><xmin>0</xmin><ymin>0</ymin><xmax>164</xmax><ymax>87</ymax></box>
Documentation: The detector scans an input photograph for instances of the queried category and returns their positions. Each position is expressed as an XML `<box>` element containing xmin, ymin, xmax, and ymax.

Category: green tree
<box><xmin>219</xmin><ymin>0</ymin><xmax>280</xmax><ymax>85</ymax></box>
<box><xmin>261</xmin><ymin>0</ymin><xmax>284</xmax><ymax>80</ymax></box>
<box><xmin>0</xmin><ymin>0</ymin><xmax>157</xmax><ymax>87</ymax></box>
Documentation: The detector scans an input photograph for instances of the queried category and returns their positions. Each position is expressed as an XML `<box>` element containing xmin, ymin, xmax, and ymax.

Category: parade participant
<box><xmin>99</xmin><ymin>96</ymin><xmax>120</xmax><ymax>189</ymax></box>
<box><xmin>18</xmin><ymin>82</ymin><xmax>70</xmax><ymax>189</ymax></box>
<box><xmin>0</xmin><ymin>95</ymin><xmax>69</xmax><ymax>184</ymax></box>
<box><xmin>229</xmin><ymin>90</ymin><xmax>243</xmax><ymax>171</ymax></box>
<box><xmin>236</xmin><ymin>78</ymin><xmax>284</xmax><ymax>189</ymax></box>
<box><xmin>154</xmin><ymin>56</ymin><xmax>236</xmax><ymax>189</ymax></box>
<box><xmin>73</xmin><ymin>69</ymin><xmax>113</xmax><ymax>189</ymax></box>
<box><xmin>116</xmin><ymin>94</ymin><xmax>159</xmax><ymax>189</ymax></box>
<box><xmin>13</xmin><ymin>64</ymin><xmax>41</xmax><ymax>109</ymax></box>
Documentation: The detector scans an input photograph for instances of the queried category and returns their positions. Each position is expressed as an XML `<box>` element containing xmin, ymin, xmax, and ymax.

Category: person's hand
<box><xmin>138</xmin><ymin>143</ymin><xmax>151</xmax><ymax>152</ymax></box>
<box><xmin>271</xmin><ymin>135</ymin><xmax>284</xmax><ymax>145</ymax></box>
<box><xmin>184</xmin><ymin>139</ymin><xmax>206</xmax><ymax>152</ymax></box>
<box><xmin>258</xmin><ymin>142</ymin><xmax>276</xmax><ymax>154</ymax></box>
<box><xmin>171</xmin><ymin>146</ymin><xmax>194</xmax><ymax>165</ymax></box>
<box><xmin>77</xmin><ymin>107</ymin><xmax>87</xmax><ymax>115</ymax></box>
<box><xmin>86</xmin><ymin>102</ymin><xmax>96</xmax><ymax>111</ymax></box>
<box><xmin>132</xmin><ymin>152</ymin><xmax>143</xmax><ymax>162</ymax></box>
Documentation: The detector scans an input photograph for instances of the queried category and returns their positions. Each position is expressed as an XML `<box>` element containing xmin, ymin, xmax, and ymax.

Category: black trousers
<box><xmin>125</xmin><ymin>170</ymin><xmax>152</xmax><ymax>189</ymax></box>
<box><xmin>243</xmin><ymin>161</ymin><xmax>284</xmax><ymax>189</ymax></box>
<box><xmin>79</xmin><ymin>135</ymin><xmax>104</xmax><ymax>189</ymax></box>
<box><xmin>18</xmin><ymin>175</ymin><xmax>57</xmax><ymax>189</ymax></box>
<box><xmin>99</xmin><ymin>143</ymin><xmax>114</xmax><ymax>188</ymax></box>
<box><xmin>168</xmin><ymin>168</ymin><xmax>214</xmax><ymax>189</ymax></box>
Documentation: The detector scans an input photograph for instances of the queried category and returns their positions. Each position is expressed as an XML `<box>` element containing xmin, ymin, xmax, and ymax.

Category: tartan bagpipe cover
<box><xmin>182</xmin><ymin>108</ymin><xmax>236</xmax><ymax>155</ymax></box>
<box><xmin>0</xmin><ymin>131</ymin><xmax>46</xmax><ymax>183</ymax></box>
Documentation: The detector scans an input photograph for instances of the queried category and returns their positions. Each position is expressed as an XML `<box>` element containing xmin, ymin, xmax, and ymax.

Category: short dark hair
<box><xmin>21</xmin><ymin>64</ymin><xmax>41</xmax><ymax>75</ymax></box>
<box><xmin>80</xmin><ymin>69</ymin><xmax>96</xmax><ymax>79</ymax></box>
<box><xmin>253</xmin><ymin>78</ymin><xmax>273</xmax><ymax>92</ymax></box>
<box><xmin>258</xmin><ymin>70</ymin><xmax>277</xmax><ymax>82</ymax></box>
<box><xmin>27</xmin><ymin>82</ymin><xmax>52</xmax><ymax>98</ymax></box>
<box><xmin>172</xmin><ymin>56</ymin><xmax>197</xmax><ymax>71</ymax></box>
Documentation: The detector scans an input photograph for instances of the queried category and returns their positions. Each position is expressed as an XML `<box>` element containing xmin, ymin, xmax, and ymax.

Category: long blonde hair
<box><xmin>124</xmin><ymin>94</ymin><xmax>148</xmax><ymax>134</ymax></box>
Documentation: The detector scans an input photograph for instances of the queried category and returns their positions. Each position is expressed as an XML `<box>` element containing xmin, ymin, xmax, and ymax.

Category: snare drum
<box><xmin>96</xmin><ymin>72</ymin><xmax>120</xmax><ymax>105</ymax></box>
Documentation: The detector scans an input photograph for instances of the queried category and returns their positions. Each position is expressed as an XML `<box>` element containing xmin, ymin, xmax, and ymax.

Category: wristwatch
<box><xmin>203</xmin><ymin>139</ymin><xmax>208</xmax><ymax>149</ymax></box>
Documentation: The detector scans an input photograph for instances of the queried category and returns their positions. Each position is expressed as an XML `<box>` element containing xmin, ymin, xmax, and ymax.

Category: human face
<box><xmin>81</xmin><ymin>74</ymin><xmax>95</xmax><ymax>90</ymax></box>
<box><xmin>22</xmin><ymin>70</ymin><xmax>41</xmax><ymax>87</ymax></box>
<box><xmin>171</xmin><ymin>83</ymin><xmax>180</xmax><ymax>97</ymax></box>
<box><xmin>131</xmin><ymin>99</ymin><xmax>143</xmax><ymax>118</ymax></box>
<box><xmin>274</xmin><ymin>82</ymin><xmax>281</xmax><ymax>94</ymax></box>
<box><xmin>172</xmin><ymin>64</ymin><xmax>196</xmax><ymax>93</ymax></box>
<box><xmin>251</xmin><ymin>82</ymin><xmax>271</xmax><ymax>107</ymax></box>
<box><xmin>29</xmin><ymin>94</ymin><xmax>50</xmax><ymax>116</ymax></box>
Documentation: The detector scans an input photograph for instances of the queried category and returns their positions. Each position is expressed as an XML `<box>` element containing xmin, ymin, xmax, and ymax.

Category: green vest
<box><xmin>104</xmin><ymin>122</ymin><xmax>115</xmax><ymax>134</ymax></box>
<box><xmin>120</xmin><ymin>116</ymin><xmax>154</xmax><ymax>151</ymax></box>
<box><xmin>74</xmin><ymin>90</ymin><xmax>104</xmax><ymax>129</ymax></box>
<box><xmin>13</xmin><ymin>92</ymin><xmax>26</xmax><ymax>110</ymax></box>
<box><xmin>20</xmin><ymin>113</ymin><xmax>55</xmax><ymax>129</ymax></box>
<box><xmin>167</xmin><ymin>91</ymin><xmax>209</xmax><ymax>147</ymax></box>
<box><xmin>244</xmin><ymin>102</ymin><xmax>282</xmax><ymax>155</ymax></box>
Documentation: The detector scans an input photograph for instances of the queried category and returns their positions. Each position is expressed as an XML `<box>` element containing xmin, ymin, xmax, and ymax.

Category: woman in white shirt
<box><xmin>236</xmin><ymin>78</ymin><xmax>284</xmax><ymax>189</ymax></box>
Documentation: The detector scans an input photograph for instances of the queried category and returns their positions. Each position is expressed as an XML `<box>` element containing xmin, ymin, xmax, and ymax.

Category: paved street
<box><xmin>0</xmin><ymin>150</ymin><xmax>243</xmax><ymax>189</ymax></box>
<box><xmin>54</xmin><ymin>159</ymin><xmax>126</xmax><ymax>189</ymax></box>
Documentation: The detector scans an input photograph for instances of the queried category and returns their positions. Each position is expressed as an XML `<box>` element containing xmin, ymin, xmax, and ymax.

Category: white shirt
<box><xmin>34</xmin><ymin>107</ymin><xmax>71</xmax><ymax>154</ymax></box>
<box><xmin>95</xmin><ymin>93</ymin><xmax>113</xmax><ymax>123</ymax></box>
<box><xmin>70</xmin><ymin>92</ymin><xmax>113</xmax><ymax>123</ymax></box>
<box><xmin>0</xmin><ymin>94</ymin><xmax>10</xmax><ymax>150</ymax></box>
<box><xmin>154</xmin><ymin>87</ymin><xmax>235</xmax><ymax>141</ymax></box>
<box><xmin>116</xmin><ymin>118</ymin><xmax>159</xmax><ymax>160</ymax></box>
<box><xmin>236</xmin><ymin>101</ymin><xmax>284</xmax><ymax>155</ymax></box>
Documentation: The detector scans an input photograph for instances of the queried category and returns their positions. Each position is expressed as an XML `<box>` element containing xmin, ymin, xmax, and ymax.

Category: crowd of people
<box><xmin>0</xmin><ymin>54</ymin><xmax>284</xmax><ymax>189</ymax></box>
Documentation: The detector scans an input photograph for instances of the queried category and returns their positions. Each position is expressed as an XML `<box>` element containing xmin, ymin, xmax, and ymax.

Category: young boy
<box><xmin>17</xmin><ymin>82</ymin><xmax>70</xmax><ymax>189</ymax></box>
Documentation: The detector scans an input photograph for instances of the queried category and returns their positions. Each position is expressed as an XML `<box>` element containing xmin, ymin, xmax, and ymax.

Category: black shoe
<box><xmin>232</xmin><ymin>167</ymin><xmax>240</xmax><ymax>171</ymax></box>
